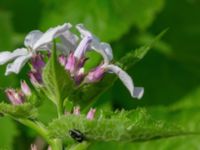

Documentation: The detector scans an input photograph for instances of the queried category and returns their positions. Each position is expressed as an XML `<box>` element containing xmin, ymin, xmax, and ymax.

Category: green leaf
<box><xmin>48</xmin><ymin>108</ymin><xmax>185</xmax><ymax>144</ymax></box>
<box><xmin>41</xmin><ymin>0</ymin><xmax>164</xmax><ymax>41</ymax></box>
<box><xmin>42</xmin><ymin>44</ymin><xmax>74</xmax><ymax>105</ymax></box>
<box><xmin>119</xmin><ymin>29</ymin><xmax>168</xmax><ymax>69</ymax></box>
<box><xmin>0</xmin><ymin>102</ymin><xmax>38</xmax><ymax>119</ymax></box>
<box><xmin>148</xmin><ymin>86</ymin><xmax>200</xmax><ymax>132</ymax></box>
<box><xmin>88</xmin><ymin>135</ymin><xmax>200</xmax><ymax>150</ymax></box>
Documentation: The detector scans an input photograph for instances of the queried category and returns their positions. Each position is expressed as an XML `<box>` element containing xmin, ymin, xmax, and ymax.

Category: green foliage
<box><xmin>0</xmin><ymin>11</ymin><xmax>13</xmax><ymax>49</ymax></box>
<box><xmin>41</xmin><ymin>0</ymin><xmax>164</xmax><ymax>41</ymax></box>
<box><xmin>0</xmin><ymin>102</ymin><xmax>37</xmax><ymax>119</ymax></box>
<box><xmin>42</xmin><ymin>44</ymin><xmax>74</xmax><ymax>105</ymax></box>
<box><xmin>0</xmin><ymin>118</ymin><xmax>18</xmax><ymax>150</ymax></box>
<box><xmin>48</xmin><ymin>108</ymin><xmax>184</xmax><ymax>145</ymax></box>
<box><xmin>120</xmin><ymin>29</ymin><xmax>168</xmax><ymax>69</ymax></box>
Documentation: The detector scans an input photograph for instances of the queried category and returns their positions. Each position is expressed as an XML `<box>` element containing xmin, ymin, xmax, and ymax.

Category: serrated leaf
<box><xmin>42</xmin><ymin>45</ymin><xmax>74</xmax><ymax>105</ymax></box>
<box><xmin>0</xmin><ymin>102</ymin><xmax>38</xmax><ymax>119</ymax></box>
<box><xmin>119</xmin><ymin>29</ymin><xmax>168</xmax><ymax>69</ymax></box>
<box><xmin>48</xmin><ymin>108</ymin><xmax>185</xmax><ymax>144</ymax></box>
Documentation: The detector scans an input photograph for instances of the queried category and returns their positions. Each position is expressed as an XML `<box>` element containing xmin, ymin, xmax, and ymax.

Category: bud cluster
<box><xmin>5</xmin><ymin>80</ymin><xmax>31</xmax><ymax>105</ymax></box>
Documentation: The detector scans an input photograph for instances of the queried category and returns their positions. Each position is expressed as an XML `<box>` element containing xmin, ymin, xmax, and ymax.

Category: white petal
<box><xmin>74</xmin><ymin>36</ymin><xmax>92</xmax><ymax>59</ymax></box>
<box><xmin>133</xmin><ymin>87</ymin><xmax>144</xmax><ymax>99</ymax></box>
<box><xmin>5</xmin><ymin>54</ymin><xmax>32</xmax><ymax>75</ymax></box>
<box><xmin>107</xmin><ymin>64</ymin><xmax>143</xmax><ymax>99</ymax></box>
<box><xmin>76</xmin><ymin>24</ymin><xmax>93</xmax><ymax>38</ymax></box>
<box><xmin>24</xmin><ymin>30</ymin><xmax>44</xmax><ymax>48</ymax></box>
<box><xmin>60</xmin><ymin>30</ymin><xmax>79</xmax><ymax>51</ymax></box>
<box><xmin>0</xmin><ymin>48</ymin><xmax>28</xmax><ymax>65</ymax></box>
<box><xmin>76</xmin><ymin>24</ymin><xmax>113</xmax><ymax>64</ymax></box>
<box><xmin>100</xmin><ymin>43</ymin><xmax>113</xmax><ymax>61</ymax></box>
<box><xmin>33</xmin><ymin>23</ymin><xmax>72</xmax><ymax>50</ymax></box>
<box><xmin>92</xmin><ymin>42</ymin><xmax>113</xmax><ymax>64</ymax></box>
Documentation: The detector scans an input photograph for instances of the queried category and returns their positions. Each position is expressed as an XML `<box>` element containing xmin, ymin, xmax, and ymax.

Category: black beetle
<box><xmin>69</xmin><ymin>129</ymin><xmax>85</xmax><ymax>143</ymax></box>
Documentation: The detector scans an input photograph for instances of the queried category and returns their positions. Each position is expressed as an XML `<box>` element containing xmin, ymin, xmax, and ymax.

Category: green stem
<box><xmin>18</xmin><ymin>118</ymin><xmax>63</xmax><ymax>150</ymax></box>
<box><xmin>17</xmin><ymin>119</ymin><xmax>50</xmax><ymax>143</ymax></box>
<box><xmin>57</xmin><ymin>100</ymin><xmax>64</xmax><ymax>118</ymax></box>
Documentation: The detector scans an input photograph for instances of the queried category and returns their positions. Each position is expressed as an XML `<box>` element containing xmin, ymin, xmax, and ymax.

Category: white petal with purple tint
<box><xmin>74</xmin><ymin>36</ymin><xmax>92</xmax><ymax>59</ymax></box>
<box><xmin>5</xmin><ymin>54</ymin><xmax>32</xmax><ymax>75</ymax></box>
<box><xmin>0</xmin><ymin>48</ymin><xmax>28</xmax><ymax>65</ymax></box>
<box><xmin>33</xmin><ymin>23</ymin><xmax>72</xmax><ymax>50</ymax></box>
<box><xmin>60</xmin><ymin>30</ymin><xmax>79</xmax><ymax>52</ymax></box>
<box><xmin>24</xmin><ymin>30</ymin><xmax>44</xmax><ymax>48</ymax></box>
<box><xmin>106</xmin><ymin>64</ymin><xmax>143</xmax><ymax>99</ymax></box>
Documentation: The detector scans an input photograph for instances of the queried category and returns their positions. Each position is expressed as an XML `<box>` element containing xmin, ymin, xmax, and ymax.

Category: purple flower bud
<box><xmin>31</xmin><ymin>144</ymin><xmax>38</xmax><ymax>150</ymax></box>
<box><xmin>21</xmin><ymin>80</ymin><xmax>31</xmax><ymax>96</ymax></box>
<box><xmin>85</xmin><ymin>66</ymin><xmax>105</xmax><ymax>83</ymax></box>
<box><xmin>86</xmin><ymin>108</ymin><xmax>96</xmax><ymax>120</ymax></box>
<box><xmin>58</xmin><ymin>55</ymin><xmax>67</xmax><ymax>66</ymax></box>
<box><xmin>47</xmin><ymin>146</ymin><xmax>52</xmax><ymax>150</ymax></box>
<box><xmin>5</xmin><ymin>89</ymin><xmax>25</xmax><ymax>105</ymax></box>
<box><xmin>31</xmin><ymin>54</ymin><xmax>45</xmax><ymax>72</ymax></box>
<box><xmin>28</xmin><ymin>71</ymin><xmax>43</xmax><ymax>87</ymax></box>
<box><xmin>65</xmin><ymin>52</ymin><xmax>76</xmax><ymax>74</ymax></box>
<box><xmin>73</xmin><ymin>106</ymin><xmax>80</xmax><ymax>115</ymax></box>
<box><xmin>74</xmin><ymin>68</ymin><xmax>85</xmax><ymax>85</ymax></box>
<box><xmin>78</xmin><ymin>57</ymin><xmax>88</xmax><ymax>69</ymax></box>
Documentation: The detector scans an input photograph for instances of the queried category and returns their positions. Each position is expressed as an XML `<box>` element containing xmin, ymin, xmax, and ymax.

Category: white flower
<box><xmin>78</xmin><ymin>24</ymin><xmax>144</xmax><ymax>99</ymax></box>
<box><xmin>0</xmin><ymin>23</ymin><xmax>72</xmax><ymax>75</ymax></box>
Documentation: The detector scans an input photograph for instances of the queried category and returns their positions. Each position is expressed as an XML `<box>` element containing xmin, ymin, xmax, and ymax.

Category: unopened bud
<box><xmin>65</xmin><ymin>52</ymin><xmax>76</xmax><ymax>74</ymax></box>
<box><xmin>5</xmin><ymin>89</ymin><xmax>25</xmax><ymax>105</ymax></box>
<box><xmin>21</xmin><ymin>80</ymin><xmax>31</xmax><ymax>96</ymax></box>
<box><xmin>28</xmin><ymin>71</ymin><xmax>43</xmax><ymax>87</ymax></box>
<box><xmin>58</xmin><ymin>55</ymin><xmax>67</xmax><ymax>66</ymax></box>
<box><xmin>31</xmin><ymin>144</ymin><xmax>37</xmax><ymax>150</ymax></box>
<box><xmin>74</xmin><ymin>68</ymin><xmax>85</xmax><ymax>85</ymax></box>
<box><xmin>73</xmin><ymin>106</ymin><xmax>80</xmax><ymax>115</ymax></box>
<box><xmin>85</xmin><ymin>66</ymin><xmax>105</xmax><ymax>83</ymax></box>
<box><xmin>86</xmin><ymin>108</ymin><xmax>96</xmax><ymax>120</ymax></box>
<box><xmin>31</xmin><ymin>54</ymin><xmax>45</xmax><ymax>72</ymax></box>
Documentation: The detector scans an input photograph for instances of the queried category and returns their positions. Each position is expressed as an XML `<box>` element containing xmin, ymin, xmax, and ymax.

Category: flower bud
<box><xmin>28</xmin><ymin>71</ymin><xmax>43</xmax><ymax>87</ymax></box>
<box><xmin>21</xmin><ymin>80</ymin><xmax>31</xmax><ymax>96</ymax></box>
<box><xmin>58</xmin><ymin>55</ymin><xmax>67</xmax><ymax>66</ymax></box>
<box><xmin>86</xmin><ymin>108</ymin><xmax>96</xmax><ymax>120</ymax></box>
<box><xmin>31</xmin><ymin>54</ymin><xmax>45</xmax><ymax>72</ymax></box>
<box><xmin>73</xmin><ymin>106</ymin><xmax>80</xmax><ymax>115</ymax></box>
<box><xmin>65</xmin><ymin>52</ymin><xmax>76</xmax><ymax>74</ymax></box>
<box><xmin>5</xmin><ymin>89</ymin><xmax>25</xmax><ymax>105</ymax></box>
<box><xmin>74</xmin><ymin>68</ymin><xmax>85</xmax><ymax>85</ymax></box>
<box><xmin>85</xmin><ymin>66</ymin><xmax>105</xmax><ymax>83</ymax></box>
<box><xmin>31</xmin><ymin>144</ymin><xmax>37</xmax><ymax>150</ymax></box>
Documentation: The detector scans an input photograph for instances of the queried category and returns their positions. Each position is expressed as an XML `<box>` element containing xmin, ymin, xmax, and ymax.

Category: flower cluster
<box><xmin>0</xmin><ymin>23</ymin><xmax>144</xmax><ymax>99</ymax></box>
<box><xmin>72</xmin><ymin>106</ymin><xmax>96</xmax><ymax>120</ymax></box>
<box><xmin>5</xmin><ymin>80</ymin><xmax>31</xmax><ymax>105</ymax></box>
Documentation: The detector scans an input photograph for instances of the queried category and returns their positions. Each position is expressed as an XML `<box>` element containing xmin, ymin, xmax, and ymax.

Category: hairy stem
<box><xmin>18</xmin><ymin>118</ymin><xmax>63</xmax><ymax>150</ymax></box>
<box><xmin>17</xmin><ymin>119</ymin><xmax>50</xmax><ymax>143</ymax></box>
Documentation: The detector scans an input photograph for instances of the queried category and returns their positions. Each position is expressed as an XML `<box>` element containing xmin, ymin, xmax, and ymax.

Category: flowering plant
<box><xmin>0</xmin><ymin>23</ymin><xmax>182</xmax><ymax>150</ymax></box>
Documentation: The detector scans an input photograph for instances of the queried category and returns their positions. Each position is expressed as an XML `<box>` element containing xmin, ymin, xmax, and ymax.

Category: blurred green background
<box><xmin>0</xmin><ymin>0</ymin><xmax>200</xmax><ymax>149</ymax></box>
